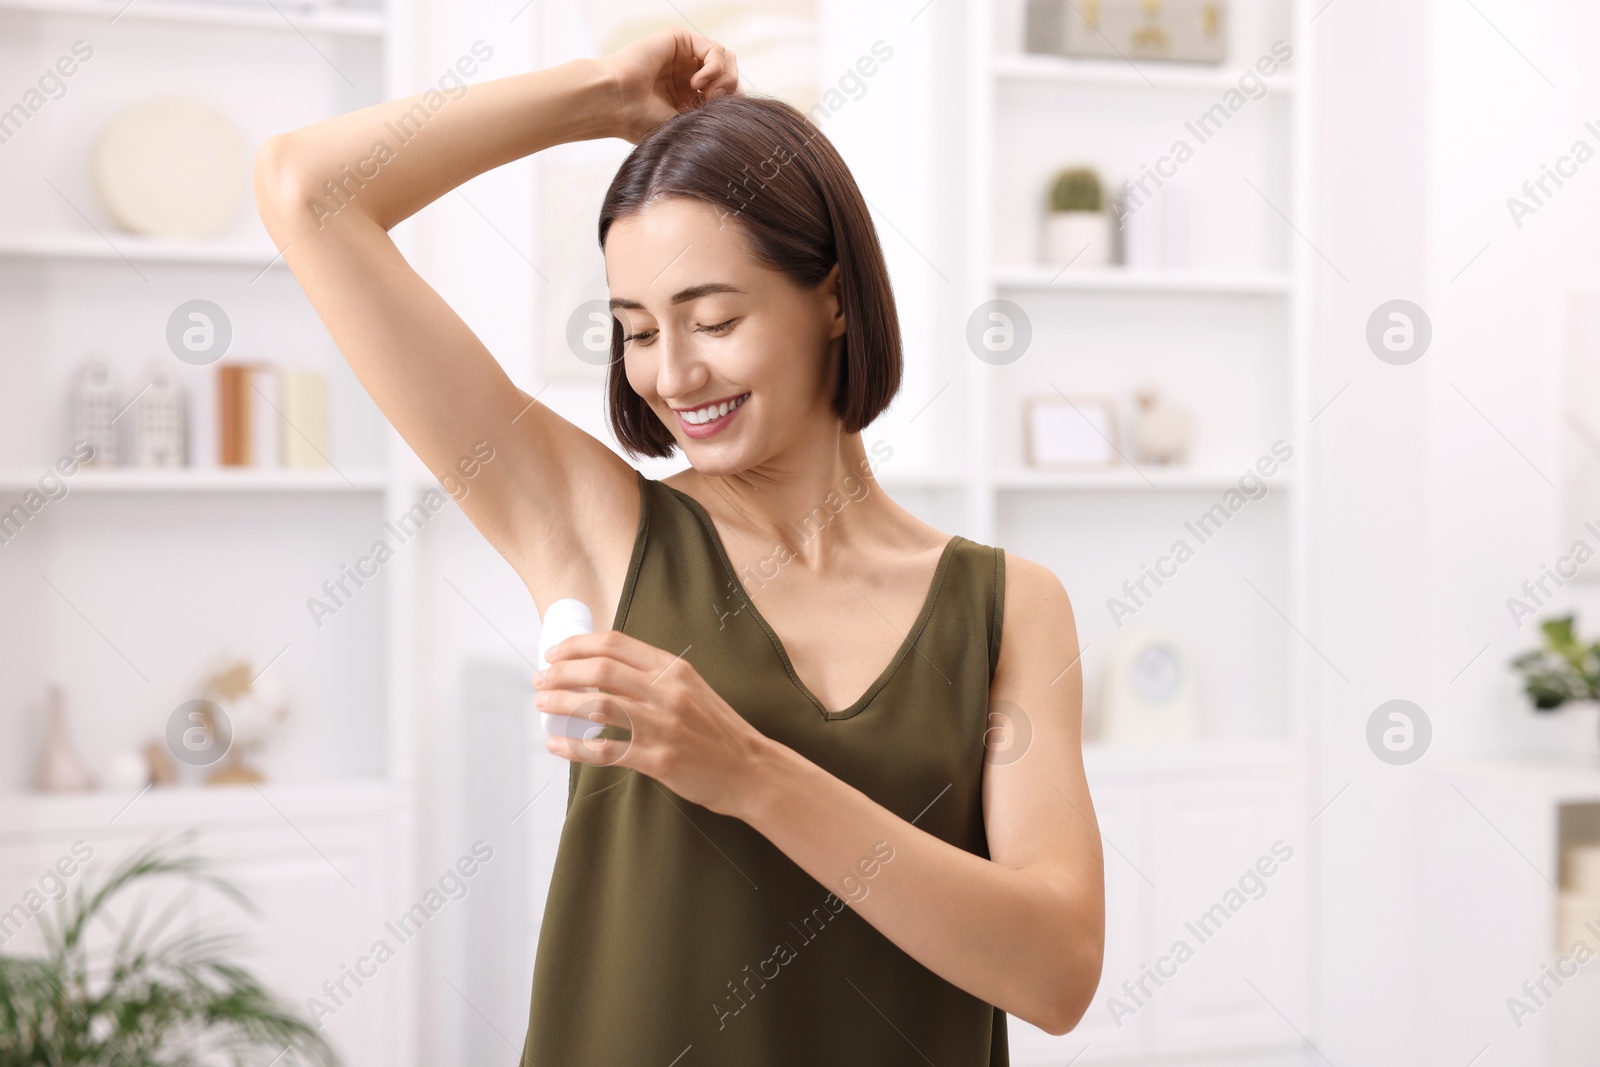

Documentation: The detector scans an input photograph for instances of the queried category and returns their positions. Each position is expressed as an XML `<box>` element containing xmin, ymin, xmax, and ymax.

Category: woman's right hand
<box><xmin>601</xmin><ymin>28</ymin><xmax>741</xmax><ymax>144</ymax></box>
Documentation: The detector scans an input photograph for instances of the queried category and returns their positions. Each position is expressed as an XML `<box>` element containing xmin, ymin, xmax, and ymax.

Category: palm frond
<box><xmin>0</xmin><ymin>836</ymin><xmax>338</xmax><ymax>1067</ymax></box>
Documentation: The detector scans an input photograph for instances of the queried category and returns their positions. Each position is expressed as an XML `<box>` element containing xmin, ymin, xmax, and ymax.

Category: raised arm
<box><xmin>252</xmin><ymin>32</ymin><xmax>740</xmax><ymax>615</ymax></box>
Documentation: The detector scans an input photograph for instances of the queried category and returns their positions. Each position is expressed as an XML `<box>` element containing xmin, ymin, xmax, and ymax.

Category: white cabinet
<box><xmin>1006</xmin><ymin>745</ymin><xmax>1308</xmax><ymax>1066</ymax></box>
<box><xmin>1146</xmin><ymin>780</ymin><xmax>1306</xmax><ymax>1051</ymax></box>
<box><xmin>1420</xmin><ymin>759</ymin><xmax>1600</xmax><ymax>1067</ymax></box>
<box><xmin>0</xmin><ymin>784</ymin><xmax>402</xmax><ymax>1067</ymax></box>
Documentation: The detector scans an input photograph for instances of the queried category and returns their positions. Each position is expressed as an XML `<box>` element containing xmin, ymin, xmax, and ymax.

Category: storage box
<box><xmin>1028</xmin><ymin>0</ymin><xmax>1229</xmax><ymax>65</ymax></box>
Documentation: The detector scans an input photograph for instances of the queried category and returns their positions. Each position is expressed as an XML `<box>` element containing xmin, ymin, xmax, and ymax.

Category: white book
<box><xmin>250</xmin><ymin>364</ymin><xmax>280</xmax><ymax>469</ymax></box>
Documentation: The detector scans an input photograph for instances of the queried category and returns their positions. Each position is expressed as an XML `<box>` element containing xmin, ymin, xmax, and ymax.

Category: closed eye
<box><xmin>621</xmin><ymin>319</ymin><xmax>735</xmax><ymax>345</ymax></box>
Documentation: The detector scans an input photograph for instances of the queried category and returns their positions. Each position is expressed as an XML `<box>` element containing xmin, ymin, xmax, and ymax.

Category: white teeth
<box><xmin>683</xmin><ymin>394</ymin><xmax>746</xmax><ymax>425</ymax></box>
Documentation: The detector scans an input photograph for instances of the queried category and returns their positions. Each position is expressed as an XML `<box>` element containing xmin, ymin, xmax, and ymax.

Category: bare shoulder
<box><xmin>995</xmin><ymin>552</ymin><xmax>1080</xmax><ymax>687</ymax></box>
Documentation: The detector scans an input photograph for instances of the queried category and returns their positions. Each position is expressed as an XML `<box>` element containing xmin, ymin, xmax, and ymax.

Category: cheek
<box><xmin>622</xmin><ymin>350</ymin><xmax>657</xmax><ymax>400</ymax></box>
<box><xmin>740</xmin><ymin>325</ymin><xmax>822</xmax><ymax>389</ymax></box>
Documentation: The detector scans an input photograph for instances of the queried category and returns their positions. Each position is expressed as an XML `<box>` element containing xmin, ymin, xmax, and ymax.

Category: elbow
<box><xmin>253</xmin><ymin>133</ymin><xmax>308</xmax><ymax>233</ymax></box>
<box><xmin>1029</xmin><ymin>918</ymin><xmax>1105</xmax><ymax>1036</ymax></box>
<box><xmin>1036</xmin><ymin>974</ymin><xmax>1099</xmax><ymax>1037</ymax></box>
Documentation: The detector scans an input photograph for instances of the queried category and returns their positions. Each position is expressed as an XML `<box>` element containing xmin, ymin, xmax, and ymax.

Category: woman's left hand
<box><xmin>535</xmin><ymin>630</ymin><xmax>772</xmax><ymax>818</ymax></box>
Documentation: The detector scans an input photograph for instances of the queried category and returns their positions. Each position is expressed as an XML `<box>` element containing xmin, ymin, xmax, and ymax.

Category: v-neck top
<box><xmin>665</xmin><ymin>479</ymin><xmax>963</xmax><ymax>720</ymax></box>
<box><xmin>521</xmin><ymin>470</ymin><xmax>1010</xmax><ymax>1067</ymax></box>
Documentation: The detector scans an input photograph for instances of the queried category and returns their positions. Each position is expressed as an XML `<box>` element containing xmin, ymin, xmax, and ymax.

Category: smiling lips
<box><xmin>674</xmin><ymin>392</ymin><xmax>749</xmax><ymax>439</ymax></box>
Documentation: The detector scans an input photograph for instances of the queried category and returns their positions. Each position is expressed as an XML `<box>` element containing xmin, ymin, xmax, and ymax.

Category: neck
<box><xmin>689</xmin><ymin>432</ymin><xmax>892</xmax><ymax>568</ymax></box>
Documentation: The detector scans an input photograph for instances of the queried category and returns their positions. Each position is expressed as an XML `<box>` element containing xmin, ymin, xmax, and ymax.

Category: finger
<box><xmin>542</xmin><ymin>698</ymin><xmax>636</xmax><ymax>766</ymax></box>
<box><xmin>680</xmin><ymin>32</ymin><xmax>718</xmax><ymax>93</ymax></box>
<box><xmin>536</xmin><ymin>688</ymin><xmax>631</xmax><ymax>726</ymax></box>
<box><xmin>546</xmin><ymin>629</ymin><xmax>662</xmax><ymax>671</ymax></box>
<box><xmin>537</xmin><ymin>654</ymin><xmax>647</xmax><ymax>698</ymax></box>
<box><xmin>685</xmin><ymin>29</ymin><xmax>718</xmax><ymax>66</ymax></box>
<box><xmin>690</xmin><ymin>52</ymin><xmax>723</xmax><ymax>92</ymax></box>
<box><xmin>545</xmin><ymin>730</ymin><xmax>632</xmax><ymax>768</ymax></box>
<box><xmin>687</xmin><ymin>36</ymin><xmax>734</xmax><ymax>93</ymax></box>
<box><xmin>709</xmin><ymin>50</ymin><xmax>739</xmax><ymax>98</ymax></box>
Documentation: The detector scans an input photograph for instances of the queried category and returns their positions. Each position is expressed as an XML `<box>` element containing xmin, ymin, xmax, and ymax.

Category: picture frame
<box><xmin>1023</xmin><ymin>394</ymin><xmax>1120</xmax><ymax>468</ymax></box>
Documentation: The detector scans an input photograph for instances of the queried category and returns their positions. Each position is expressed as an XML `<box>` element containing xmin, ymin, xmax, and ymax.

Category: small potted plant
<box><xmin>1510</xmin><ymin>614</ymin><xmax>1600</xmax><ymax>746</ymax></box>
<box><xmin>0</xmin><ymin>837</ymin><xmax>338</xmax><ymax>1066</ymax></box>
<box><xmin>1044</xmin><ymin>166</ymin><xmax>1111</xmax><ymax>270</ymax></box>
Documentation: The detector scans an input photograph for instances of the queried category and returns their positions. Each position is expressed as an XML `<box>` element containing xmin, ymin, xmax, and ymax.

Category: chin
<box><xmin>680</xmin><ymin>438</ymin><xmax>757</xmax><ymax>475</ymax></box>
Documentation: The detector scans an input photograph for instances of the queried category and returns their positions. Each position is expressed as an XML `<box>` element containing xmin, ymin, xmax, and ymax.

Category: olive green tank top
<box><xmin>521</xmin><ymin>471</ymin><xmax>1009</xmax><ymax>1066</ymax></box>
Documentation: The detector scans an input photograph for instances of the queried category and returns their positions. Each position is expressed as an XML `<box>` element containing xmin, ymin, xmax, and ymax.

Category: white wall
<box><xmin>1423</xmin><ymin>0</ymin><xmax>1600</xmax><ymax>756</ymax></box>
<box><xmin>1314</xmin><ymin>1</ymin><xmax>1600</xmax><ymax>1063</ymax></box>
<box><xmin>1308</xmin><ymin>0</ymin><xmax>1431</xmax><ymax>1061</ymax></box>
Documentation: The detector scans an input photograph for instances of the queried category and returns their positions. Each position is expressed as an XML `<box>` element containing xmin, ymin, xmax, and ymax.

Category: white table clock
<box><xmin>1099</xmin><ymin>628</ymin><xmax>1199</xmax><ymax>744</ymax></box>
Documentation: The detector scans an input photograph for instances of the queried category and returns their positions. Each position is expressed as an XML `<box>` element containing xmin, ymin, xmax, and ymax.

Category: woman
<box><xmin>255</xmin><ymin>27</ymin><xmax>1103</xmax><ymax>1065</ymax></box>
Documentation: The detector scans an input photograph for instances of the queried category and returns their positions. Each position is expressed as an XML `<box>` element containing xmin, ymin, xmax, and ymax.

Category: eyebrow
<box><xmin>608</xmin><ymin>282</ymin><xmax>744</xmax><ymax>312</ymax></box>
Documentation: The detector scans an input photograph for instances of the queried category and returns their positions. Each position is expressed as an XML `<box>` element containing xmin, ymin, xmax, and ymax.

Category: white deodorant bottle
<box><xmin>536</xmin><ymin>598</ymin><xmax>603</xmax><ymax>741</ymax></box>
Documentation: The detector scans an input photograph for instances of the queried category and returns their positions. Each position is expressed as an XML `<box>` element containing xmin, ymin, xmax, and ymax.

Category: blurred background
<box><xmin>1</xmin><ymin>0</ymin><xmax>1598</xmax><ymax>1063</ymax></box>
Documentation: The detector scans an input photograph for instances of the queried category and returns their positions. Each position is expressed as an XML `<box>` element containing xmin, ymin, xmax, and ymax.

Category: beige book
<box><xmin>280</xmin><ymin>370</ymin><xmax>328</xmax><ymax>468</ymax></box>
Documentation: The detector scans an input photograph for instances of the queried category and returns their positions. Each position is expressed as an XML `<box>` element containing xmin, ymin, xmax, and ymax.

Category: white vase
<box><xmin>1044</xmin><ymin>211</ymin><xmax>1111</xmax><ymax>270</ymax></box>
<box><xmin>34</xmin><ymin>685</ymin><xmax>95</xmax><ymax>793</ymax></box>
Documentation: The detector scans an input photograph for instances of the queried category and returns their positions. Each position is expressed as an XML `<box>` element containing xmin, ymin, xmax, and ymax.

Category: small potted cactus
<box><xmin>1045</xmin><ymin>166</ymin><xmax>1111</xmax><ymax>270</ymax></box>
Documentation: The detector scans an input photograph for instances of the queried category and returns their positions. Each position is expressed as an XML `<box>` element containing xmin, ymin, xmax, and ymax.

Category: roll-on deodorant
<box><xmin>536</xmin><ymin>598</ymin><xmax>604</xmax><ymax>742</ymax></box>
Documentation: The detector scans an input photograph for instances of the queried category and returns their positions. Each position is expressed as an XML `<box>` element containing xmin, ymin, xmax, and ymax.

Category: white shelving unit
<box><xmin>0</xmin><ymin>230</ymin><xmax>289</xmax><ymax>267</ymax></box>
<box><xmin>963</xmin><ymin>3</ymin><xmax>1315</xmax><ymax>1063</ymax></box>
<box><xmin>1420</xmin><ymin>758</ymin><xmax>1600</xmax><ymax>1065</ymax></box>
<box><xmin>0</xmin><ymin>4</ymin><xmax>420</xmax><ymax>1065</ymax></box>
<box><xmin>994</xmin><ymin>51</ymin><xmax>1299</xmax><ymax>93</ymax></box>
<box><xmin>0</xmin><ymin>468</ymin><xmax>389</xmax><ymax>492</ymax></box>
<box><xmin>991</xmin><ymin>263</ymin><xmax>1292</xmax><ymax>295</ymax></box>
<box><xmin>0</xmin><ymin>0</ymin><xmax>387</xmax><ymax>34</ymax></box>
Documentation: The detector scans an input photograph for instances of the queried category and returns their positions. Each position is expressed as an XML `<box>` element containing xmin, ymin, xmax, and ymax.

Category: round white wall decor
<box><xmin>94</xmin><ymin>96</ymin><xmax>247</xmax><ymax>239</ymax></box>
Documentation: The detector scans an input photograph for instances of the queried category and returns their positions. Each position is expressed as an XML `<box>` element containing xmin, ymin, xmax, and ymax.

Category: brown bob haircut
<box><xmin>597</xmin><ymin>94</ymin><xmax>902</xmax><ymax>458</ymax></box>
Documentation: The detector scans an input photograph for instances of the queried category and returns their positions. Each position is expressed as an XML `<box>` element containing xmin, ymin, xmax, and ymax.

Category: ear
<box><xmin>821</xmin><ymin>262</ymin><xmax>846</xmax><ymax>342</ymax></box>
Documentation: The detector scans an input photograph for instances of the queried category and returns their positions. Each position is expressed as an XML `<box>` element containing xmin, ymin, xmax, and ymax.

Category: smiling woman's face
<box><xmin>604</xmin><ymin>196</ymin><xmax>845</xmax><ymax>474</ymax></box>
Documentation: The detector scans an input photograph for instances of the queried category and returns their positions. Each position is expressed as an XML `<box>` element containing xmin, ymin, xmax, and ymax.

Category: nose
<box><xmin>653</xmin><ymin>326</ymin><xmax>709</xmax><ymax>403</ymax></box>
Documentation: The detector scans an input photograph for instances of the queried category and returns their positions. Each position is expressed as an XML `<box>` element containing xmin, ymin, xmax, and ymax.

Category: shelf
<box><xmin>1425</xmin><ymin>755</ymin><xmax>1600</xmax><ymax>802</ymax></box>
<box><xmin>995</xmin><ymin>466</ymin><xmax>1290</xmax><ymax>492</ymax></box>
<box><xmin>0</xmin><ymin>779</ymin><xmax>397</xmax><ymax>838</ymax></box>
<box><xmin>0</xmin><ymin>232</ymin><xmax>287</xmax><ymax>268</ymax></box>
<box><xmin>995</xmin><ymin>53</ymin><xmax>1298</xmax><ymax>94</ymax></box>
<box><xmin>0</xmin><ymin>0</ymin><xmax>386</xmax><ymax>36</ymax></box>
<box><xmin>0</xmin><ymin>468</ymin><xmax>386</xmax><ymax>493</ymax></box>
<box><xmin>993</xmin><ymin>264</ymin><xmax>1292</xmax><ymax>295</ymax></box>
